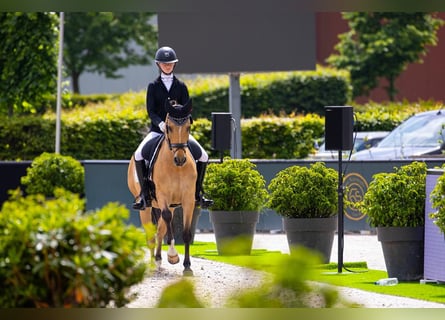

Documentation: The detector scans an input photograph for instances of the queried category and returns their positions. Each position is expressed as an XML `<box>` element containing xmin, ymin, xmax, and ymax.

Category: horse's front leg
<box><xmin>161</xmin><ymin>207</ymin><xmax>180</xmax><ymax>265</ymax></box>
<box><xmin>182</xmin><ymin>202</ymin><xmax>195</xmax><ymax>276</ymax></box>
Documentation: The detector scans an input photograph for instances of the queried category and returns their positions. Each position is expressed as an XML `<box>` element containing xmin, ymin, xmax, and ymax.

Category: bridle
<box><xmin>165</xmin><ymin>113</ymin><xmax>191</xmax><ymax>152</ymax></box>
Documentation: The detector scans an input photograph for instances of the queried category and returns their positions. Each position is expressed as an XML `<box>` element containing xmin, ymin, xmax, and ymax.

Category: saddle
<box><xmin>141</xmin><ymin>134</ymin><xmax>202</xmax><ymax>174</ymax></box>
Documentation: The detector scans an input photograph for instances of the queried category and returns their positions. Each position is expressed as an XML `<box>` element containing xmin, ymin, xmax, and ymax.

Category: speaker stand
<box><xmin>337</xmin><ymin>150</ymin><xmax>344</xmax><ymax>273</ymax></box>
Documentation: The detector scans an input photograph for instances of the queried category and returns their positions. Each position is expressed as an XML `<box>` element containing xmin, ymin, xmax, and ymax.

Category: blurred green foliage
<box><xmin>0</xmin><ymin>189</ymin><xmax>147</xmax><ymax>307</ymax></box>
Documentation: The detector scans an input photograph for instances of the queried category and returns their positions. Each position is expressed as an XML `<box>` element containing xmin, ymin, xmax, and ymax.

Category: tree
<box><xmin>327</xmin><ymin>12</ymin><xmax>444</xmax><ymax>101</ymax></box>
<box><xmin>0</xmin><ymin>12</ymin><xmax>58</xmax><ymax>116</ymax></box>
<box><xmin>63</xmin><ymin>12</ymin><xmax>157</xmax><ymax>94</ymax></box>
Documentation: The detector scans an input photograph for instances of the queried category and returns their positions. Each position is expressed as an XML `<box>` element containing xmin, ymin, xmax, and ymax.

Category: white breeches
<box><xmin>134</xmin><ymin>132</ymin><xmax>208</xmax><ymax>162</ymax></box>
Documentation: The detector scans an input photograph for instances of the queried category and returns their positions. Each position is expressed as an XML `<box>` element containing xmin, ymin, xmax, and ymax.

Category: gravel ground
<box><xmin>126</xmin><ymin>233</ymin><xmax>445</xmax><ymax>308</ymax></box>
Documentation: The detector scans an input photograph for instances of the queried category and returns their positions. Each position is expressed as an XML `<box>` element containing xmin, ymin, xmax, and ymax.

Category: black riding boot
<box><xmin>132</xmin><ymin>159</ymin><xmax>151</xmax><ymax>210</ymax></box>
<box><xmin>195</xmin><ymin>161</ymin><xmax>214</xmax><ymax>209</ymax></box>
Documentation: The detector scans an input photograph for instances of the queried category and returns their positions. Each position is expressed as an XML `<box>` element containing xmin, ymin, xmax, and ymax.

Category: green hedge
<box><xmin>27</xmin><ymin>67</ymin><xmax>350</xmax><ymax>119</ymax></box>
<box><xmin>0</xmin><ymin>115</ymin><xmax>323</xmax><ymax>160</ymax></box>
<box><xmin>241</xmin><ymin>114</ymin><xmax>324</xmax><ymax>159</ymax></box>
<box><xmin>352</xmin><ymin>100</ymin><xmax>439</xmax><ymax>131</ymax></box>
<box><xmin>0</xmin><ymin>116</ymin><xmax>147</xmax><ymax>161</ymax></box>
<box><xmin>1</xmin><ymin>71</ymin><xmax>442</xmax><ymax>161</ymax></box>
<box><xmin>2</xmin><ymin>100</ymin><xmax>442</xmax><ymax>160</ymax></box>
<box><xmin>188</xmin><ymin>66</ymin><xmax>352</xmax><ymax>118</ymax></box>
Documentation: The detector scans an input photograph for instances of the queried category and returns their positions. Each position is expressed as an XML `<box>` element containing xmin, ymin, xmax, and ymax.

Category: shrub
<box><xmin>429</xmin><ymin>165</ymin><xmax>445</xmax><ymax>234</ymax></box>
<box><xmin>358</xmin><ymin>161</ymin><xmax>427</xmax><ymax>227</ymax></box>
<box><xmin>267</xmin><ymin>162</ymin><xmax>338</xmax><ymax>218</ymax></box>
<box><xmin>204</xmin><ymin>158</ymin><xmax>268</xmax><ymax>211</ymax></box>
<box><xmin>0</xmin><ymin>189</ymin><xmax>147</xmax><ymax>307</ymax></box>
<box><xmin>21</xmin><ymin>152</ymin><xmax>84</xmax><ymax>197</ymax></box>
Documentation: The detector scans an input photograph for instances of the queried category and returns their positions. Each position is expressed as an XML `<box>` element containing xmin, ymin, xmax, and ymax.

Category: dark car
<box><xmin>352</xmin><ymin>110</ymin><xmax>445</xmax><ymax>160</ymax></box>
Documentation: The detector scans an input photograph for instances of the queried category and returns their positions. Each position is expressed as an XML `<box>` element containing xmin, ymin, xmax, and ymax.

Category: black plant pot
<box><xmin>283</xmin><ymin>216</ymin><xmax>337</xmax><ymax>263</ymax></box>
<box><xmin>377</xmin><ymin>226</ymin><xmax>424</xmax><ymax>281</ymax></box>
<box><xmin>209</xmin><ymin>211</ymin><xmax>259</xmax><ymax>255</ymax></box>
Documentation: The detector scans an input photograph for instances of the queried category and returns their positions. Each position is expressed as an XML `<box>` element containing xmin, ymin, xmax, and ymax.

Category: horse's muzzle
<box><xmin>174</xmin><ymin>154</ymin><xmax>187</xmax><ymax>166</ymax></box>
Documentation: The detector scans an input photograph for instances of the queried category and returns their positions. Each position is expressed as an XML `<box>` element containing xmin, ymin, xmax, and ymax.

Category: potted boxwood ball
<box><xmin>430</xmin><ymin>167</ymin><xmax>445</xmax><ymax>235</ymax></box>
<box><xmin>203</xmin><ymin>158</ymin><xmax>268</xmax><ymax>255</ymax></box>
<box><xmin>358</xmin><ymin>161</ymin><xmax>427</xmax><ymax>281</ymax></box>
<box><xmin>267</xmin><ymin>162</ymin><xmax>338</xmax><ymax>263</ymax></box>
<box><xmin>21</xmin><ymin>152</ymin><xmax>85</xmax><ymax>197</ymax></box>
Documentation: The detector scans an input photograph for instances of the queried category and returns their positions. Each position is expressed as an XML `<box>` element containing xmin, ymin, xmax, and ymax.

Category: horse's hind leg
<box><xmin>154</xmin><ymin>218</ymin><xmax>167</xmax><ymax>270</ymax></box>
<box><xmin>139</xmin><ymin>208</ymin><xmax>156</xmax><ymax>264</ymax></box>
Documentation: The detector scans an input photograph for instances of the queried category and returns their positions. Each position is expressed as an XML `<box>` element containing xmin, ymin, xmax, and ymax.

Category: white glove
<box><xmin>159</xmin><ymin>121</ymin><xmax>166</xmax><ymax>132</ymax></box>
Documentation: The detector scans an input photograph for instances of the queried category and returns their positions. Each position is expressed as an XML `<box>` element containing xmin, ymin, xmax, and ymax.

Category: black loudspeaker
<box><xmin>324</xmin><ymin>106</ymin><xmax>353</xmax><ymax>151</ymax></box>
<box><xmin>211</xmin><ymin>112</ymin><xmax>232</xmax><ymax>151</ymax></box>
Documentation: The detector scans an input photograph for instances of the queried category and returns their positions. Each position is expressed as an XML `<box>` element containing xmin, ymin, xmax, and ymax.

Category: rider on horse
<box><xmin>132</xmin><ymin>46</ymin><xmax>213</xmax><ymax>210</ymax></box>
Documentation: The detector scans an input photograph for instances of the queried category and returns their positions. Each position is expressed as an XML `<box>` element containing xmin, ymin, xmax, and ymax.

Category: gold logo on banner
<box><xmin>343</xmin><ymin>172</ymin><xmax>368</xmax><ymax>221</ymax></box>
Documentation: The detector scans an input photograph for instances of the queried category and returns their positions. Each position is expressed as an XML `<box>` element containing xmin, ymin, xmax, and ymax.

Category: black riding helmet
<box><xmin>155</xmin><ymin>46</ymin><xmax>179</xmax><ymax>63</ymax></box>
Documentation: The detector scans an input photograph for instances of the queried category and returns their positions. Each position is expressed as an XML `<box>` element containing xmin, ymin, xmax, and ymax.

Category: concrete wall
<box><xmin>3</xmin><ymin>159</ymin><xmax>443</xmax><ymax>233</ymax></box>
<box><xmin>83</xmin><ymin>159</ymin><xmax>445</xmax><ymax>233</ymax></box>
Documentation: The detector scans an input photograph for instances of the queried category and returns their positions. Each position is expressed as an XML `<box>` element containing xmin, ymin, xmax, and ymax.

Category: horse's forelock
<box><xmin>168</xmin><ymin>114</ymin><xmax>191</xmax><ymax>126</ymax></box>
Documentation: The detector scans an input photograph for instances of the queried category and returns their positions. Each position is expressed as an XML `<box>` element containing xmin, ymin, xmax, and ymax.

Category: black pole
<box><xmin>337</xmin><ymin>150</ymin><xmax>344</xmax><ymax>273</ymax></box>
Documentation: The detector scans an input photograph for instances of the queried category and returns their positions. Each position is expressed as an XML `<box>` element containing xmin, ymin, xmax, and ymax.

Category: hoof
<box><xmin>155</xmin><ymin>259</ymin><xmax>162</xmax><ymax>270</ymax></box>
<box><xmin>168</xmin><ymin>254</ymin><xmax>180</xmax><ymax>265</ymax></box>
<box><xmin>183</xmin><ymin>268</ymin><xmax>194</xmax><ymax>277</ymax></box>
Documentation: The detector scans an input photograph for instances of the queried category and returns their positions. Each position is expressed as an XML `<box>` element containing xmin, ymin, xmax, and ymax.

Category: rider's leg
<box><xmin>132</xmin><ymin>132</ymin><xmax>158</xmax><ymax>210</ymax></box>
<box><xmin>189</xmin><ymin>135</ymin><xmax>214</xmax><ymax>209</ymax></box>
<box><xmin>132</xmin><ymin>159</ymin><xmax>150</xmax><ymax>210</ymax></box>
<box><xmin>196</xmin><ymin>161</ymin><xmax>213</xmax><ymax>209</ymax></box>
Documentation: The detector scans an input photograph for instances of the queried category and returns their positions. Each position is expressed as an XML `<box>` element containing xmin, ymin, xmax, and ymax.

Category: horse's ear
<box><xmin>164</xmin><ymin>99</ymin><xmax>176</xmax><ymax>115</ymax></box>
<box><xmin>165</xmin><ymin>99</ymin><xmax>174</xmax><ymax>111</ymax></box>
<box><xmin>165</xmin><ymin>98</ymin><xmax>192</xmax><ymax>118</ymax></box>
<box><xmin>183</xmin><ymin>99</ymin><xmax>192</xmax><ymax>115</ymax></box>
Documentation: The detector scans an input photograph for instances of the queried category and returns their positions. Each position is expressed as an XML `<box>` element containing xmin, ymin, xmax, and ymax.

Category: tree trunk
<box><xmin>387</xmin><ymin>75</ymin><xmax>397</xmax><ymax>101</ymax></box>
<box><xmin>71</xmin><ymin>71</ymin><xmax>80</xmax><ymax>94</ymax></box>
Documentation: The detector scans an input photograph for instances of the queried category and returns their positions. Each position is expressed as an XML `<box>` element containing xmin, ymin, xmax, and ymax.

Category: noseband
<box><xmin>165</xmin><ymin>114</ymin><xmax>191</xmax><ymax>151</ymax></box>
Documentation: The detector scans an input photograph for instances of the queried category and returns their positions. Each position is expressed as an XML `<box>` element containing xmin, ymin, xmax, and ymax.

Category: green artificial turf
<box><xmin>316</xmin><ymin>267</ymin><xmax>445</xmax><ymax>304</ymax></box>
<box><xmin>166</xmin><ymin>241</ymin><xmax>445</xmax><ymax>305</ymax></box>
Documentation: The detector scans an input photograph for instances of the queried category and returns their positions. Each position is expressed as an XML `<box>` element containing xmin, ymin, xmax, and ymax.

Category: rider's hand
<box><xmin>159</xmin><ymin>121</ymin><xmax>166</xmax><ymax>132</ymax></box>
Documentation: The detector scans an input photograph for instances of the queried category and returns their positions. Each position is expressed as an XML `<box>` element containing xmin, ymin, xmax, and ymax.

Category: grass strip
<box><xmin>166</xmin><ymin>241</ymin><xmax>445</xmax><ymax>305</ymax></box>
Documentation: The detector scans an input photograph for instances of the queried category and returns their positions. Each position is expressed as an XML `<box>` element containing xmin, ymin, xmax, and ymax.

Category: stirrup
<box><xmin>197</xmin><ymin>195</ymin><xmax>214</xmax><ymax>209</ymax></box>
<box><xmin>132</xmin><ymin>196</ymin><xmax>149</xmax><ymax>210</ymax></box>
